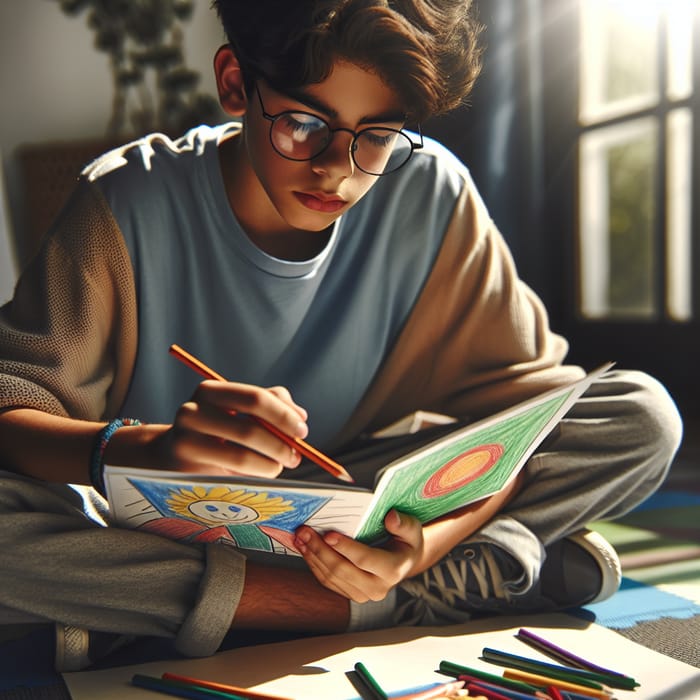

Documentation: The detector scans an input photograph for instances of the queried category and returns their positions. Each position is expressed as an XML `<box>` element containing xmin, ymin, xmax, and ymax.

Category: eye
<box><xmin>205</xmin><ymin>504</ymin><xmax>219</xmax><ymax>513</ymax></box>
<box><xmin>228</xmin><ymin>505</ymin><xmax>242</xmax><ymax>513</ymax></box>
<box><xmin>363</xmin><ymin>130</ymin><xmax>397</xmax><ymax>148</ymax></box>
<box><xmin>279</xmin><ymin>112</ymin><xmax>326</xmax><ymax>136</ymax></box>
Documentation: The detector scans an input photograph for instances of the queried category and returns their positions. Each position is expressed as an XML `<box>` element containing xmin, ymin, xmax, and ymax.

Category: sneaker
<box><xmin>54</xmin><ymin>623</ymin><xmax>136</xmax><ymax>672</ymax></box>
<box><xmin>394</xmin><ymin>528</ymin><xmax>621</xmax><ymax>626</ymax></box>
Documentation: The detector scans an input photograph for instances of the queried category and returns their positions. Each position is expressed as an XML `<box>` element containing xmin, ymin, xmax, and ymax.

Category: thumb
<box><xmin>384</xmin><ymin>509</ymin><xmax>421</xmax><ymax>543</ymax></box>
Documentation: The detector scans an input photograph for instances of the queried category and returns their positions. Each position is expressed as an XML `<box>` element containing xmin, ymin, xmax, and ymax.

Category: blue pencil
<box><xmin>463</xmin><ymin>678</ymin><xmax>542</xmax><ymax>699</ymax></box>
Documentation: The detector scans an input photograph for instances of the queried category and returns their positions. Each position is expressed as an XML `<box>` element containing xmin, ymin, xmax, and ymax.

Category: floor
<box><xmin>588</xmin><ymin>409</ymin><xmax>700</xmax><ymax>669</ymax></box>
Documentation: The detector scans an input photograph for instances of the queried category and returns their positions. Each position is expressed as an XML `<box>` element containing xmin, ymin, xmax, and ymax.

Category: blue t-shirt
<box><xmin>86</xmin><ymin>123</ymin><xmax>467</xmax><ymax>449</ymax></box>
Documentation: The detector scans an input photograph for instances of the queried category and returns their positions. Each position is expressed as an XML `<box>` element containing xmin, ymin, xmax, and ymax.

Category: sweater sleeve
<box><xmin>0</xmin><ymin>178</ymin><xmax>137</xmax><ymax>420</ymax></box>
<box><xmin>333</xmin><ymin>177</ymin><xmax>585</xmax><ymax>447</ymax></box>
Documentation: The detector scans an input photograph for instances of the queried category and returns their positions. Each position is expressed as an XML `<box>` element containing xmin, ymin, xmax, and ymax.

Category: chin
<box><xmin>286</xmin><ymin>209</ymin><xmax>344</xmax><ymax>233</ymax></box>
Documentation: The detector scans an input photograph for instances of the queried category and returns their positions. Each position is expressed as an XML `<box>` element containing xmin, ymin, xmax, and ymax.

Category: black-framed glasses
<box><xmin>255</xmin><ymin>85</ymin><xmax>423</xmax><ymax>176</ymax></box>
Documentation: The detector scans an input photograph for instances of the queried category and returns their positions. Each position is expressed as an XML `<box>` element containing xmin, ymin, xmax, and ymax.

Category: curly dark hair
<box><xmin>210</xmin><ymin>0</ymin><xmax>483</xmax><ymax>122</ymax></box>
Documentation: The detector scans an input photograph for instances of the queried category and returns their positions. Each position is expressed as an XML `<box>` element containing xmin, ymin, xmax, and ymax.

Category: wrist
<box><xmin>90</xmin><ymin>418</ymin><xmax>141</xmax><ymax>495</ymax></box>
<box><xmin>101</xmin><ymin>421</ymin><xmax>169</xmax><ymax>470</ymax></box>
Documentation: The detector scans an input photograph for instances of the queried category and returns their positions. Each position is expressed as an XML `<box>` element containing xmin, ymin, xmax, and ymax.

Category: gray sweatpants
<box><xmin>0</xmin><ymin>369</ymin><xmax>683</xmax><ymax>656</ymax></box>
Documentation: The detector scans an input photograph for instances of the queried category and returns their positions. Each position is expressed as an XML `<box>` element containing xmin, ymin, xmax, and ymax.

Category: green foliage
<box><xmin>52</xmin><ymin>0</ymin><xmax>220</xmax><ymax>137</ymax></box>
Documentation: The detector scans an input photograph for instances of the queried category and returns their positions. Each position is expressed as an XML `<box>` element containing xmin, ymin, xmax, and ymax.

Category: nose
<box><xmin>311</xmin><ymin>128</ymin><xmax>355</xmax><ymax>179</ymax></box>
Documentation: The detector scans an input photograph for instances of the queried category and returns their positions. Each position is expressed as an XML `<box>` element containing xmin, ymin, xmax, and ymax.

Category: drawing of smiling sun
<box><xmin>168</xmin><ymin>485</ymin><xmax>293</xmax><ymax>526</ymax></box>
<box><xmin>129</xmin><ymin>479</ymin><xmax>330</xmax><ymax>554</ymax></box>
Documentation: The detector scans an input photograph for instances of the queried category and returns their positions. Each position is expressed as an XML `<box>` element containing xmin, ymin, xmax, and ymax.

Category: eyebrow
<box><xmin>280</xmin><ymin>85</ymin><xmax>407</xmax><ymax>125</ymax></box>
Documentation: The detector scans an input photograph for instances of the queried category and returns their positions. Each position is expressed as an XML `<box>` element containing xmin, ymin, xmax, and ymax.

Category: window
<box><xmin>576</xmin><ymin>0</ymin><xmax>696</xmax><ymax>321</ymax></box>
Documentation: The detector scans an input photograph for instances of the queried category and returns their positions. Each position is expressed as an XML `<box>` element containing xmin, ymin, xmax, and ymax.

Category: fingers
<box><xmin>295</xmin><ymin>526</ymin><xmax>381</xmax><ymax>603</ymax></box>
<box><xmin>324</xmin><ymin>510</ymin><xmax>422</xmax><ymax>575</ymax></box>
<box><xmin>195</xmin><ymin>380</ymin><xmax>309</xmax><ymax>439</ymax></box>
<box><xmin>294</xmin><ymin>513</ymin><xmax>424</xmax><ymax>603</ymax></box>
<box><xmin>383</xmin><ymin>509</ymin><xmax>423</xmax><ymax>549</ymax></box>
<box><xmin>163</xmin><ymin>380</ymin><xmax>310</xmax><ymax>476</ymax></box>
<box><xmin>165</xmin><ymin>420</ymin><xmax>292</xmax><ymax>478</ymax></box>
<box><xmin>266</xmin><ymin>385</ymin><xmax>308</xmax><ymax>423</ymax></box>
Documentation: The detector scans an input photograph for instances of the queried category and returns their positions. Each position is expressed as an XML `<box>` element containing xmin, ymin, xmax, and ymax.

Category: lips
<box><xmin>294</xmin><ymin>191</ymin><xmax>347</xmax><ymax>213</ymax></box>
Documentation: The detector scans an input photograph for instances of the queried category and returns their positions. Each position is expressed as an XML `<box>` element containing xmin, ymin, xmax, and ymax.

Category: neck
<box><xmin>250</xmin><ymin>227</ymin><xmax>333</xmax><ymax>261</ymax></box>
<box><xmin>218</xmin><ymin>132</ymin><xmax>332</xmax><ymax>261</ymax></box>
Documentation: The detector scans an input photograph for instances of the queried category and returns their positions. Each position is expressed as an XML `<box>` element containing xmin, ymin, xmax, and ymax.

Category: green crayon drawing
<box><xmin>355</xmin><ymin>390</ymin><xmax>573</xmax><ymax>542</ymax></box>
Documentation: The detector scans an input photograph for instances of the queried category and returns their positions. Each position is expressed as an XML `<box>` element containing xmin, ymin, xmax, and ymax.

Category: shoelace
<box><xmin>394</xmin><ymin>545</ymin><xmax>512</xmax><ymax>626</ymax></box>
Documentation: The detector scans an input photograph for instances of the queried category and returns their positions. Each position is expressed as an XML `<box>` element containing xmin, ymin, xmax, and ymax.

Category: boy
<box><xmin>0</xmin><ymin>0</ymin><xmax>682</xmax><ymax>672</ymax></box>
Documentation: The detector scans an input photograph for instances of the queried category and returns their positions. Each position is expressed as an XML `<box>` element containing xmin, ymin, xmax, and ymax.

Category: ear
<box><xmin>213</xmin><ymin>45</ymin><xmax>248</xmax><ymax>117</ymax></box>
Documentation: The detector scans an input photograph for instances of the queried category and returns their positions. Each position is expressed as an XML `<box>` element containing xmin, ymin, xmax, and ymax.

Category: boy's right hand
<box><xmin>152</xmin><ymin>380</ymin><xmax>309</xmax><ymax>478</ymax></box>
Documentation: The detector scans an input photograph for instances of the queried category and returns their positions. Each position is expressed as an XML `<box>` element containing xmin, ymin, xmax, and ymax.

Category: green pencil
<box><xmin>354</xmin><ymin>661</ymin><xmax>388</xmax><ymax>700</ymax></box>
<box><xmin>482</xmin><ymin>647</ymin><xmax>620</xmax><ymax>690</ymax></box>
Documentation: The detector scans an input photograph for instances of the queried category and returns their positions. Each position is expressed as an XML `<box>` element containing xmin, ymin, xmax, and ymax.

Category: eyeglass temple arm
<box><xmin>413</xmin><ymin>124</ymin><xmax>424</xmax><ymax>149</ymax></box>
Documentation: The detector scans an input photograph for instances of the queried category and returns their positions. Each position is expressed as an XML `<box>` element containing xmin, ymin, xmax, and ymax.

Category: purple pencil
<box><xmin>516</xmin><ymin>628</ymin><xmax>636</xmax><ymax>684</ymax></box>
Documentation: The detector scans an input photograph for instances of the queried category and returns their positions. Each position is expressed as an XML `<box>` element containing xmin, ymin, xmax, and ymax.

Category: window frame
<box><xmin>540</xmin><ymin>0</ymin><xmax>700</xmax><ymax>411</ymax></box>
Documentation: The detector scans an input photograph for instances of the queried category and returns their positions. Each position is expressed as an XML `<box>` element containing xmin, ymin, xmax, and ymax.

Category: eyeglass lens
<box><xmin>270</xmin><ymin>113</ymin><xmax>413</xmax><ymax>175</ymax></box>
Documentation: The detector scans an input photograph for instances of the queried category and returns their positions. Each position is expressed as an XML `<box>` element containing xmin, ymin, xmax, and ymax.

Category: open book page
<box><xmin>105</xmin><ymin>363</ymin><xmax>612</xmax><ymax>556</ymax></box>
<box><xmin>105</xmin><ymin>469</ymin><xmax>374</xmax><ymax>555</ymax></box>
<box><xmin>352</xmin><ymin>363</ymin><xmax>613</xmax><ymax>542</ymax></box>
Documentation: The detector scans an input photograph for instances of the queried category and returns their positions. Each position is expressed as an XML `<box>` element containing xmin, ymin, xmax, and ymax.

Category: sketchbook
<box><xmin>105</xmin><ymin>364</ymin><xmax>611</xmax><ymax>556</ymax></box>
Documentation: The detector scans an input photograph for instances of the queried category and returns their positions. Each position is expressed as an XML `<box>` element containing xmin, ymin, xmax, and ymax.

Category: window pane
<box><xmin>579</xmin><ymin>118</ymin><xmax>658</xmax><ymax>319</ymax></box>
<box><xmin>667</xmin><ymin>0</ymin><xmax>694</xmax><ymax>100</ymax></box>
<box><xmin>580</xmin><ymin>0</ymin><xmax>660</xmax><ymax>124</ymax></box>
<box><xmin>666</xmin><ymin>108</ymin><xmax>693</xmax><ymax>320</ymax></box>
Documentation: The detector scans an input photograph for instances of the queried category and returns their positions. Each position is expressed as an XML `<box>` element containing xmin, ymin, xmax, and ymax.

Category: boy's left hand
<box><xmin>293</xmin><ymin>509</ymin><xmax>423</xmax><ymax>603</ymax></box>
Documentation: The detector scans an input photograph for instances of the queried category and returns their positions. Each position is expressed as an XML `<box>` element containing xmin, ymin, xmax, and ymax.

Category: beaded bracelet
<box><xmin>89</xmin><ymin>418</ymin><xmax>141</xmax><ymax>496</ymax></box>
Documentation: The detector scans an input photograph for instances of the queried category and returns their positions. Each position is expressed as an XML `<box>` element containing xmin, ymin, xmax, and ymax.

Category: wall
<box><xmin>0</xmin><ymin>0</ymin><xmax>226</xmax><ymax>303</ymax></box>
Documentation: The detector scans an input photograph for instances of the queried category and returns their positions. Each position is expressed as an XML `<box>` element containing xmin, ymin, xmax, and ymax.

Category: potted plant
<box><xmin>54</xmin><ymin>0</ymin><xmax>221</xmax><ymax>138</ymax></box>
<box><xmin>17</xmin><ymin>0</ymin><xmax>222</xmax><ymax>265</ymax></box>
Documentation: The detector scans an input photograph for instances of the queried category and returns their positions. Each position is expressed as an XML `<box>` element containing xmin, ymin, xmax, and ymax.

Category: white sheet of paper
<box><xmin>63</xmin><ymin>612</ymin><xmax>700</xmax><ymax>700</ymax></box>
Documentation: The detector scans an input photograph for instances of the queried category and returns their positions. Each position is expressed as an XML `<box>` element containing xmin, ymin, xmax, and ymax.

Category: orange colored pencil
<box><xmin>502</xmin><ymin>669</ymin><xmax>612</xmax><ymax>699</ymax></box>
<box><xmin>169</xmin><ymin>343</ymin><xmax>354</xmax><ymax>483</ymax></box>
<box><xmin>161</xmin><ymin>672</ymin><xmax>293</xmax><ymax>700</ymax></box>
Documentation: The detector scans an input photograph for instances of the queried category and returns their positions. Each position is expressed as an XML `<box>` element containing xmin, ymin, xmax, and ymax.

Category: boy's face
<box><xmin>231</xmin><ymin>60</ymin><xmax>407</xmax><ymax>238</ymax></box>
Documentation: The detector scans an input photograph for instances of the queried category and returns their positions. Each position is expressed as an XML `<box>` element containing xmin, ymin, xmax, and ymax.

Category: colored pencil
<box><xmin>516</xmin><ymin>629</ymin><xmax>637</xmax><ymax>688</ymax></box>
<box><xmin>439</xmin><ymin>661</ymin><xmax>540</xmax><ymax>694</ymax></box>
<box><xmin>460</xmin><ymin>679</ymin><xmax>541</xmax><ymax>700</ymax></box>
<box><xmin>161</xmin><ymin>673</ymin><xmax>294</xmax><ymax>700</ymax></box>
<box><xmin>481</xmin><ymin>648</ymin><xmax>610</xmax><ymax>690</ymax></box>
<box><xmin>465</xmin><ymin>682</ymin><xmax>519</xmax><ymax>700</ymax></box>
<box><xmin>388</xmin><ymin>680</ymin><xmax>466</xmax><ymax>699</ymax></box>
<box><xmin>454</xmin><ymin>674</ymin><xmax>548</xmax><ymax>700</ymax></box>
<box><xmin>547</xmin><ymin>687</ymin><xmax>565</xmax><ymax>700</ymax></box>
<box><xmin>354</xmin><ymin>661</ymin><xmax>389</xmax><ymax>700</ymax></box>
<box><xmin>132</xmin><ymin>674</ymin><xmax>248</xmax><ymax>699</ymax></box>
<box><xmin>502</xmin><ymin>669</ymin><xmax>612</xmax><ymax>699</ymax></box>
<box><xmin>169</xmin><ymin>343</ymin><xmax>354</xmax><ymax>483</ymax></box>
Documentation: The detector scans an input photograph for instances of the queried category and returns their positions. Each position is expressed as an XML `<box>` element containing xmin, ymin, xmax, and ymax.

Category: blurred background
<box><xmin>0</xmin><ymin>0</ymin><xmax>698</xmax><ymax>422</ymax></box>
<box><xmin>426</xmin><ymin>0</ymin><xmax>699</xmax><ymax>423</ymax></box>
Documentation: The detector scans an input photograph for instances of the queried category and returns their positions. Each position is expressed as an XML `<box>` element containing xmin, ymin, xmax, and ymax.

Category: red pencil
<box><xmin>161</xmin><ymin>672</ymin><xmax>293</xmax><ymax>700</ymax></box>
<box><xmin>169</xmin><ymin>344</ymin><xmax>354</xmax><ymax>483</ymax></box>
<box><xmin>547</xmin><ymin>686</ymin><xmax>565</xmax><ymax>700</ymax></box>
